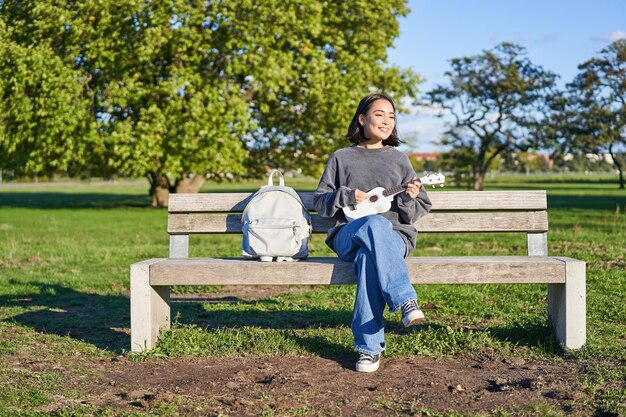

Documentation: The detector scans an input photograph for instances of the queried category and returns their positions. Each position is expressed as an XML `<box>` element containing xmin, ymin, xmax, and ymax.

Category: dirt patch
<box><xmin>16</xmin><ymin>352</ymin><xmax>598</xmax><ymax>416</ymax></box>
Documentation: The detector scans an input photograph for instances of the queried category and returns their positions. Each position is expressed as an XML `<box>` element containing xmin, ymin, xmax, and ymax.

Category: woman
<box><xmin>313</xmin><ymin>93</ymin><xmax>432</xmax><ymax>372</ymax></box>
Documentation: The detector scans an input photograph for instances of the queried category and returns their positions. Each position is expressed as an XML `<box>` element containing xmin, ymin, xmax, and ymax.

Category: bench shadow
<box><xmin>171</xmin><ymin>299</ymin><xmax>561</xmax><ymax>358</ymax></box>
<box><xmin>1</xmin><ymin>281</ymin><xmax>356</xmax><ymax>358</ymax></box>
<box><xmin>171</xmin><ymin>300</ymin><xmax>356</xmax><ymax>361</ymax></box>
<box><xmin>1</xmin><ymin>280</ymin><xmax>131</xmax><ymax>352</ymax></box>
<box><xmin>485</xmin><ymin>321</ymin><xmax>562</xmax><ymax>354</ymax></box>
<box><xmin>2</xmin><ymin>281</ymin><xmax>562</xmax><ymax>358</ymax></box>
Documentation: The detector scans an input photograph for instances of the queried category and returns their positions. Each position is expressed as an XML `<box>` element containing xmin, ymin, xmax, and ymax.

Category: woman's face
<box><xmin>359</xmin><ymin>99</ymin><xmax>395</xmax><ymax>142</ymax></box>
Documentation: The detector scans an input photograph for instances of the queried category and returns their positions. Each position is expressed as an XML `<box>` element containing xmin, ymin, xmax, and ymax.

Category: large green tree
<box><xmin>564</xmin><ymin>40</ymin><xmax>626</xmax><ymax>189</ymax></box>
<box><xmin>422</xmin><ymin>43</ymin><xmax>557</xmax><ymax>190</ymax></box>
<box><xmin>0</xmin><ymin>0</ymin><xmax>420</xmax><ymax>206</ymax></box>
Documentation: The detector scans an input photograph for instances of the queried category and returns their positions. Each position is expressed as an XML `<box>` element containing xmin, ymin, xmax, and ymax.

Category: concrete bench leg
<box><xmin>130</xmin><ymin>259</ymin><xmax>169</xmax><ymax>352</ymax></box>
<box><xmin>548</xmin><ymin>258</ymin><xmax>586</xmax><ymax>349</ymax></box>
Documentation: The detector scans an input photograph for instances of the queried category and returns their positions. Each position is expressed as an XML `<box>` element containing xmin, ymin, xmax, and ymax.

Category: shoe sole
<box><xmin>356</xmin><ymin>361</ymin><xmax>380</xmax><ymax>372</ymax></box>
<box><xmin>403</xmin><ymin>310</ymin><xmax>425</xmax><ymax>327</ymax></box>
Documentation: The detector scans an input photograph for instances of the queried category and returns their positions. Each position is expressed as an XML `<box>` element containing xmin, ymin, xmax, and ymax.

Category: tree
<box><xmin>0</xmin><ymin>0</ymin><xmax>421</xmax><ymax>206</ymax></box>
<box><xmin>435</xmin><ymin>146</ymin><xmax>475</xmax><ymax>189</ymax></box>
<box><xmin>564</xmin><ymin>40</ymin><xmax>626</xmax><ymax>188</ymax></box>
<box><xmin>0</xmin><ymin>19</ymin><xmax>96</xmax><ymax>178</ymax></box>
<box><xmin>422</xmin><ymin>43</ymin><xmax>558</xmax><ymax>190</ymax></box>
<box><xmin>216</xmin><ymin>1</ymin><xmax>422</xmax><ymax>179</ymax></box>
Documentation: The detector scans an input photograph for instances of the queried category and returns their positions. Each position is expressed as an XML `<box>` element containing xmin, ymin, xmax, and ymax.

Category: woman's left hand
<box><xmin>405</xmin><ymin>177</ymin><xmax>421</xmax><ymax>199</ymax></box>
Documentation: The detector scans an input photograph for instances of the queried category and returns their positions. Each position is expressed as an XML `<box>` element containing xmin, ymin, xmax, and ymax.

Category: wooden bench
<box><xmin>130</xmin><ymin>190</ymin><xmax>586</xmax><ymax>352</ymax></box>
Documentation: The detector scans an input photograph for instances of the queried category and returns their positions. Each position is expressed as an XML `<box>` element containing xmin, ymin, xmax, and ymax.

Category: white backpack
<box><xmin>241</xmin><ymin>170</ymin><xmax>312</xmax><ymax>262</ymax></box>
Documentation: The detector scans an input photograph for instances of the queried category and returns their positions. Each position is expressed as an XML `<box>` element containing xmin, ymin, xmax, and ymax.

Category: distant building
<box><xmin>409</xmin><ymin>152</ymin><xmax>439</xmax><ymax>161</ymax></box>
<box><xmin>563</xmin><ymin>153</ymin><xmax>614</xmax><ymax>164</ymax></box>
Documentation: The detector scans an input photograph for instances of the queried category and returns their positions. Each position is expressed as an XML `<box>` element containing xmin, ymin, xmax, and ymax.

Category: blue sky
<box><xmin>387</xmin><ymin>0</ymin><xmax>626</xmax><ymax>152</ymax></box>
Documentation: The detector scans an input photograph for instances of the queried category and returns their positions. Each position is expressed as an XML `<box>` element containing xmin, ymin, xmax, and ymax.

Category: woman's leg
<box><xmin>333</xmin><ymin>215</ymin><xmax>417</xmax><ymax>354</ymax></box>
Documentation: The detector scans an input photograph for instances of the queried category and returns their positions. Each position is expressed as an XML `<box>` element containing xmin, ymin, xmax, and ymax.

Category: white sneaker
<box><xmin>356</xmin><ymin>352</ymin><xmax>381</xmax><ymax>373</ymax></box>
<box><xmin>401</xmin><ymin>299</ymin><xmax>425</xmax><ymax>327</ymax></box>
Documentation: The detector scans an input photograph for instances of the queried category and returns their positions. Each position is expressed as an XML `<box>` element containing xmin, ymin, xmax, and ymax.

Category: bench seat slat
<box><xmin>167</xmin><ymin>211</ymin><xmax>548</xmax><ymax>234</ymax></box>
<box><xmin>149</xmin><ymin>256</ymin><xmax>566</xmax><ymax>285</ymax></box>
<box><xmin>167</xmin><ymin>190</ymin><xmax>547</xmax><ymax>212</ymax></box>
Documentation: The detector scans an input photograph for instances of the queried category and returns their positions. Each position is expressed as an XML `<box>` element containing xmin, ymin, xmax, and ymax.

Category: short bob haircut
<box><xmin>346</xmin><ymin>93</ymin><xmax>402</xmax><ymax>147</ymax></box>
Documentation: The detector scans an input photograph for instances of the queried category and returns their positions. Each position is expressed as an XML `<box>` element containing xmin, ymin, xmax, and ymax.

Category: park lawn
<box><xmin>0</xmin><ymin>174</ymin><xmax>624</xmax><ymax>416</ymax></box>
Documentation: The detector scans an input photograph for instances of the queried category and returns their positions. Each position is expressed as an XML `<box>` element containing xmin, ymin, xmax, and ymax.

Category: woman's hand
<box><xmin>405</xmin><ymin>177</ymin><xmax>421</xmax><ymax>199</ymax></box>
<box><xmin>355</xmin><ymin>189</ymin><xmax>368</xmax><ymax>204</ymax></box>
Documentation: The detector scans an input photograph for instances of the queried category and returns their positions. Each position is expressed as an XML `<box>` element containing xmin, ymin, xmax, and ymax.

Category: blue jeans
<box><xmin>333</xmin><ymin>215</ymin><xmax>417</xmax><ymax>355</ymax></box>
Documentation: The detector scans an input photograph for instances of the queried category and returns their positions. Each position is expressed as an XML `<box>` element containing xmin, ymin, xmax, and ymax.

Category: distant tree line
<box><xmin>1</xmin><ymin>2</ymin><xmax>625</xmax><ymax>204</ymax></box>
<box><xmin>409</xmin><ymin>151</ymin><xmax>617</xmax><ymax>190</ymax></box>
<box><xmin>420</xmin><ymin>41</ymin><xmax>626</xmax><ymax>190</ymax></box>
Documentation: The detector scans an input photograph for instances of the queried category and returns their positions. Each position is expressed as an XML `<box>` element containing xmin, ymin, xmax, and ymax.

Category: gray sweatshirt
<box><xmin>313</xmin><ymin>145</ymin><xmax>432</xmax><ymax>256</ymax></box>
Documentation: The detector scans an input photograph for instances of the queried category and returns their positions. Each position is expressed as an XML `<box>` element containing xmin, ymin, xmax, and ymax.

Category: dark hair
<box><xmin>346</xmin><ymin>93</ymin><xmax>401</xmax><ymax>146</ymax></box>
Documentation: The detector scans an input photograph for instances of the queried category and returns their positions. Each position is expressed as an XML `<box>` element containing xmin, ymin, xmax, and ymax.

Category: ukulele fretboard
<box><xmin>382</xmin><ymin>185</ymin><xmax>404</xmax><ymax>197</ymax></box>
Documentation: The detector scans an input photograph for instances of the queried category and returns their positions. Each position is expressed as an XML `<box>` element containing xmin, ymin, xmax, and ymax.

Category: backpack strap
<box><xmin>267</xmin><ymin>169</ymin><xmax>285</xmax><ymax>187</ymax></box>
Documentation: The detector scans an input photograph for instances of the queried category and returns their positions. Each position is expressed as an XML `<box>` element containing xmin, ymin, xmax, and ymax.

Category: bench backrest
<box><xmin>166</xmin><ymin>190</ymin><xmax>549</xmax><ymax>258</ymax></box>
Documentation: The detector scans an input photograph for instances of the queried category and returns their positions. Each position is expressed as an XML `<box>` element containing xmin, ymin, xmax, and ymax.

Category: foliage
<box><xmin>0</xmin><ymin>0</ymin><xmax>421</xmax><ymax>205</ymax></box>
<box><xmin>435</xmin><ymin>146</ymin><xmax>475</xmax><ymax>188</ymax></box>
<box><xmin>555</xmin><ymin>40</ymin><xmax>626</xmax><ymax>188</ymax></box>
<box><xmin>237</xmin><ymin>1</ymin><xmax>422</xmax><ymax>178</ymax></box>
<box><xmin>422</xmin><ymin>43</ymin><xmax>558</xmax><ymax>190</ymax></box>
<box><xmin>499</xmin><ymin>151</ymin><xmax>549</xmax><ymax>173</ymax></box>
<box><xmin>0</xmin><ymin>20</ymin><xmax>97</xmax><ymax>177</ymax></box>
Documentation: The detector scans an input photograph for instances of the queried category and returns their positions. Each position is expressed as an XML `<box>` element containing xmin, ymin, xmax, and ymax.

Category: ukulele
<box><xmin>342</xmin><ymin>173</ymin><xmax>445</xmax><ymax>221</ymax></box>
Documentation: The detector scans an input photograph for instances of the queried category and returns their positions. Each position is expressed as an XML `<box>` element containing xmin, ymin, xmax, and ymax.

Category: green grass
<box><xmin>1</xmin><ymin>173</ymin><xmax>625</xmax><ymax>415</ymax></box>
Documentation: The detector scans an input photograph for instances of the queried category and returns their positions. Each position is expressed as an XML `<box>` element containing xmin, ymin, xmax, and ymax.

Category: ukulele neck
<box><xmin>382</xmin><ymin>185</ymin><xmax>405</xmax><ymax>197</ymax></box>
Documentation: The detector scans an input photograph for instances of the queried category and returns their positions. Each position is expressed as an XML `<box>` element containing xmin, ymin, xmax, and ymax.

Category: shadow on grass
<box><xmin>1</xmin><ymin>280</ymin><xmax>131</xmax><ymax>352</ymax></box>
<box><xmin>3</xmin><ymin>191</ymin><xmax>625</xmax><ymax>213</ymax></box>
<box><xmin>486</xmin><ymin>321</ymin><xmax>562</xmax><ymax>354</ymax></box>
<box><xmin>0</xmin><ymin>192</ymin><xmax>150</xmax><ymax>209</ymax></box>
<box><xmin>1</xmin><ymin>281</ymin><xmax>562</xmax><ymax>358</ymax></box>
<box><xmin>1</xmin><ymin>281</ymin><xmax>355</xmax><ymax>357</ymax></box>
<box><xmin>170</xmin><ymin>300</ymin><xmax>357</xmax><ymax>361</ymax></box>
<box><xmin>170</xmin><ymin>299</ymin><xmax>563</xmax><ymax>356</ymax></box>
<box><xmin>547</xmin><ymin>195</ymin><xmax>626</xmax><ymax>211</ymax></box>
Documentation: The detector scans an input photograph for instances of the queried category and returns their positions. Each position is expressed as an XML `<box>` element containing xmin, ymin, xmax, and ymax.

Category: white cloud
<box><xmin>592</xmin><ymin>30</ymin><xmax>626</xmax><ymax>42</ymax></box>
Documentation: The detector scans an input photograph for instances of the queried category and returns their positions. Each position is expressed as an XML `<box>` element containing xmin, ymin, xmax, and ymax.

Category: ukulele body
<box><xmin>343</xmin><ymin>187</ymin><xmax>392</xmax><ymax>221</ymax></box>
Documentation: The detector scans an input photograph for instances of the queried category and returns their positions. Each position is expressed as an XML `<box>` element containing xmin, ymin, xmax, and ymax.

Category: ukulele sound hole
<box><xmin>369</xmin><ymin>195</ymin><xmax>378</xmax><ymax>203</ymax></box>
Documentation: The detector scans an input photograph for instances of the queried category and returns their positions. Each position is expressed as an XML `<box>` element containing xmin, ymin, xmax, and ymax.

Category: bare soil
<box><xmin>14</xmin><ymin>351</ymin><xmax>600</xmax><ymax>416</ymax></box>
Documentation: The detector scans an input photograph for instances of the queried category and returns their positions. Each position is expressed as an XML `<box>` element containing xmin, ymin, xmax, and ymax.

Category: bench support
<box><xmin>169</xmin><ymin>235</ymin><xmax>189</xmax><ymax>258</ymax></box>
<box><xmin>527</xmin><ymin>232</ymin><xmax>548</xmax><ymax>256</ymax></box>
<box><xmin>548</xmin><ymin>258</ymin><xmax>586</xmax><ymax>349</ymax></box>
<box><xmin>130</xmin><ymin>259</ymin><xmax>170</xmax><ymax>352</ymax></box>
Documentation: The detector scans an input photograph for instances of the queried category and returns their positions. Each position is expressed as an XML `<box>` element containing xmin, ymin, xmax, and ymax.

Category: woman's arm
<box><xmin>396</xmin><ymin>158</ymin><xmax>433</xmax><ymax>224</ymax></box>
<box><xmin>313</xmin><ymin>155</ymin><xmax>357</xmax><ymax>218</ymax></box>
<box><xmin>397</xmin><ymin>184</ymin><xmax>432</xmax><ymax>224</ymax></box>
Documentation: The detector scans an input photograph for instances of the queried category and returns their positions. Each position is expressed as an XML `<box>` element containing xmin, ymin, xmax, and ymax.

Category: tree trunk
<box><xmin>472</xmin><ymin>168</ymin><xmax>485</xmax><ymax>191</ymax></box>
<box><xmin>614</xmin><ymin>157</ymin><xmax>625</xmax><ymax>190</ymax></box>
<box><xmin>147</xmin><ymin>173</ymin><xmax>206</xmax><ymax>208</ymax></box>
<box><xmin>608</xmin><ymin>146</ymin><xmax>625</xmax><ymax>189</ymax></box>
<box><xmin>175</xmin><ymin>173</ymin><xmax>206</xmax><ymax>193</ymax></box>
<box><xmin>148</xmin><ymin>173</ymin><xmax>173</xmax><ymax>208</ymax></box>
